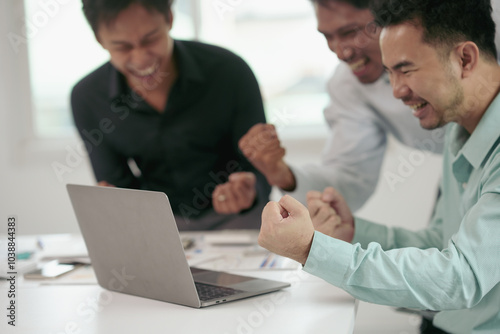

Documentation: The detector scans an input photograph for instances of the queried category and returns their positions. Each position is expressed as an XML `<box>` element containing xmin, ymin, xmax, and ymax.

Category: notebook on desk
<box><xmin>66</xmin><ymin>184</ymin><xmax>290</xmax><ymax>308</ymax></box>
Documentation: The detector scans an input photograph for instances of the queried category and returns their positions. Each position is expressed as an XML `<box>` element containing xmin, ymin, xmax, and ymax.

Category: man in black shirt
<box><xmin>71</xmin><ymin>0</ymin><xmax>271</xmax><ymax>230</ymax></box>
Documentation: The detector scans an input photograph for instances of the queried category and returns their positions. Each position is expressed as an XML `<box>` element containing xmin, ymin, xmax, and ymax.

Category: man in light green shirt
<box><xmin>257</xmin><ymin>0</ymin><xmax>500</xmax><ymax>333</ymax></box>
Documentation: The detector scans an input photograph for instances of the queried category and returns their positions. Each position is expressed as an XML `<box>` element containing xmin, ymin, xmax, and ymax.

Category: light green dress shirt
<box><xmin>304</xmin><ymin>94</ymin><xmax>500</xmax><ymax>334</ymax></box>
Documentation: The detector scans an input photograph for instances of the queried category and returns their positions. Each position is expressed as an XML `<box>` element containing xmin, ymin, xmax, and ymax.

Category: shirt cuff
<box><xmin>303</xmin><ymin>231</ymin><xmax>354</xmax><ymax>287</ymax></box>
<box><xmin>352</xmin><ymin>217</ymin><xmax>391</xmax><ymax>249</ymax></box>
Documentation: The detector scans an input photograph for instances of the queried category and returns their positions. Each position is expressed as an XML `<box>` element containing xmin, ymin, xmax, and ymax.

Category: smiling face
<box><xmin>97</xmin><ymin>3</ymin><xmax>174</xmax><ymax>90</ymax></box>
<box><xmin>380</xmin><ymin>22</ymin><xmax>466</xmax><ymax>130</ymax></box>
<box><xmin>314</xmin><ymin>1</ymin><xmax>384</xmax><ymax>83</ymax></box>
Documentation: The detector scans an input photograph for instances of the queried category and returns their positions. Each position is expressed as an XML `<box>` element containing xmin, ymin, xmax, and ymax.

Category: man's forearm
<box><xmin>267</xmin><ymin>162</ymin><xmax>297</xmax><ymax>191</ymax></box>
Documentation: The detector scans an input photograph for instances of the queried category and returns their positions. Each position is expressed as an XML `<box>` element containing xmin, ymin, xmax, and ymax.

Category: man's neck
<box><xmin>126</xmin><ymin>56</ymin><xmax>178</xmax><ymax>113</ymax></box>
<box><xmin>461</xmin><ymin>63</ymin><xmax>500</xmax><ymax>133</ymax></box>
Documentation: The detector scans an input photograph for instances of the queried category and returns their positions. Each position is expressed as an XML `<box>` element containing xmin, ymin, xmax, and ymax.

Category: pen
<box><xmin>259</xmin><ymin>254</ymin><xmax>271</xmax><ymax>268</ymax></box>
<box><xmin>37</xmin><ymin>238</ymin><xmax>45</xmax><ymax>250</ymax></box>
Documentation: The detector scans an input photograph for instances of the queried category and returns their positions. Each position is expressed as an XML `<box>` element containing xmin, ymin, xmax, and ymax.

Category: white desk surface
<box><xmin>0</xmin><ymin>233</ymin><xmax>357</xmax><ymax>334</ymax></box>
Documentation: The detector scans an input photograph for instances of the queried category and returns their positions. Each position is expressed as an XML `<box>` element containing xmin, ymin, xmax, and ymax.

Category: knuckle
<box><xmin>318</xmin><ymin>205</ymin><xmax>331</xmax><ymax>215</ymax></box>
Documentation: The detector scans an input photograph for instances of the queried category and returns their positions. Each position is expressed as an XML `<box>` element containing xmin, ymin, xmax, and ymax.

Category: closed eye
<box><xmin>401</xmin><ymin>69</ymin><xmax>416</xmax><ymax>76</ymax></box>
<box><xmin>141</xmin><ymin>34</ymin><xmax>161</xmax><ymax>47</ymax></box>
<box><xmin>340</xmin><ymin>29</ymin><xmax>357</xmax><ymax>37</ymax></box>
<box><xmin>113</xmin><ymin>44</ymin><xmax>133</xmax><ymax>52</ymax></box>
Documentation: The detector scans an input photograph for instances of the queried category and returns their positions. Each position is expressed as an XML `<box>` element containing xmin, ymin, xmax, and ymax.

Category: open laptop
<box><xmin>66</xmin><ymin>184</ymin><xmax>290</xmax><ymax>308</ymax></box>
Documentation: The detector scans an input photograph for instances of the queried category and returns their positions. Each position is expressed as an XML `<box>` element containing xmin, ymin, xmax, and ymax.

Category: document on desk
<box><xmin>38</xmin><ymin>265</ymin><xmax>98</xmax><ymax>285</ymax></box>
<box><xmin>187</xmin><ymin>252</ymin><xmax>299</xmax><ymax>271</ymax></box>
<box><xmin>202</xmin><ymin>232</ymin><xmax>256</xmax><ymax>246</ymax></box>
<box><xmin>182</xmin><ymin>231</ymin><xmax>300</xmax><ymax>271</ymax></box>
<box><xmin>38</xmin><ymin>234</ymin><xmax>90</xmax><ymax>264</ymax></box>
<box><xmin>186</xmin><ymin>245</ymin><xmax>300</xmax><ymax>271</ymax></box>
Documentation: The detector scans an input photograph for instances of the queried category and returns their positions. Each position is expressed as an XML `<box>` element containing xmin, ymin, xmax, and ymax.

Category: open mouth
<box><xmin>128</xmin><ymin>61</ymin><xmax>159</xmax><ymax>78</ymax></box>
<box><xmin>409</xmin><ymin>102</ymin><xmax>428</xmax><ymax>111</ymax></box>
<box><xmin>407</xmin><ymin>101</ymin><xmax>430</xmax><ymax>119</ymax></box>
<box><xmin>349</xmin><ymin>58</ymin><xmax>368</xmax><ymax>73</ymax></box>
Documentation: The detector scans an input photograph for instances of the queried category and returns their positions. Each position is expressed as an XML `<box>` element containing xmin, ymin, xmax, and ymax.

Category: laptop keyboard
<box><xmin>195</xmin><ymin>282</ymin><xmax>244</xmax><ymax>302</ymax></box>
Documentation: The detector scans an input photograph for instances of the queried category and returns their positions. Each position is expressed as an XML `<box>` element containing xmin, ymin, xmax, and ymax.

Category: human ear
<box><xmin>456</xmin><ymin>42</ymin><xmax>479</xmax><ymax>78</ymax></box>
<box><xmin>167</xmin><ymin>9</ymin><xmax>174</xmax><ymax>28</ymax></box>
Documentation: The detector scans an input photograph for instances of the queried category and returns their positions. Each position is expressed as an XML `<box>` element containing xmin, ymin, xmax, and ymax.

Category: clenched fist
<box><xmin>259</xmin><ymin>195</ymin><xmax>315</xmax><ymax>265</ymax></box>
<box><xmin>239</xmin><ymin>123</ymin><xmax>296</xmax><ymax>190</ymax></box>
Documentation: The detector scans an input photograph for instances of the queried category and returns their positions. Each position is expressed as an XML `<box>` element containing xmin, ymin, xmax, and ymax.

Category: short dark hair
<box><xmin>370</xmin><ymin>0</ymin><xmax>497</xmax><ymax>61</ymax></box>
<box><xmin>310</xmin><ymin>0</ymin><xmax>371</xmax><ymax>10</ymax></box>
<box><xmin>82</xmin><ymin>0</ymin><xmax>174</xmax><ymax>35</ymax></box>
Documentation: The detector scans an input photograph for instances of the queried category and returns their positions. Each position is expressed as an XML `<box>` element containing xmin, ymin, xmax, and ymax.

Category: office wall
<box><xmin>0</xmin><ymin>1</ymin><xmax>93</xmax><ymax>235</ymax></box>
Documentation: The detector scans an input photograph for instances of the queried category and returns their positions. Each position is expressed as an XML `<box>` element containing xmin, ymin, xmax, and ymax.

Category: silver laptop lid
<box><xmin>66</xmin><ymin>184</ymin><xmax>201</xmax><ymax>308</ymax></box>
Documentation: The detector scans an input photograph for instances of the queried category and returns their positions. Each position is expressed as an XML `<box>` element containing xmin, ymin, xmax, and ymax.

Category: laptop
<box><xmin>66</xmin><ymin>184</ymin><xmax>290</xmax><ymax>308</ymax></box>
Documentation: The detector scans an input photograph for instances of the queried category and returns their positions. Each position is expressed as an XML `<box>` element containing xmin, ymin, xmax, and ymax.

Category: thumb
<box><xmin>306</xmin><ymin>190</ymin><xmax>322</xmax><ymax>204</ymax></box>
<box><xmin>262</xmin><ymin>201</ymin><xmax>286</xmax><ymax>224</ymax></box>
<box><xmin>321</xmin><ymin>187</ymin><xmax>352</xmax><ymax>222</ymax></box>
<box><xmin>229</xmin><ymin>172</ymin><xmax>257</xmax><ymax>191</ymax></box>
<box><xmin>278</xmin><ymin>195</ymin><xmax>308</xmax><ymax>219</ymax></box>
<box><xmin>229</xmin><ymin>172</ymin><xmax>256</xmax><ymax>186</ymax></box>
<box><xmin>321</xmin><ymin>187</ymin><xmax>337</xmax><ymax>202</ymax></box>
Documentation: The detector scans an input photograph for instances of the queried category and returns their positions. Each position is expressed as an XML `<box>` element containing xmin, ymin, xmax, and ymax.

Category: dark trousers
<box><xmin>420</xmin><ymin>318</ymin><xmax>450</xmax><ymax>334</ymax></box>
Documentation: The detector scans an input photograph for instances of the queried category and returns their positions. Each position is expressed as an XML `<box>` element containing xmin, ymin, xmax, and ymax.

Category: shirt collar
<box><xmin>173</xmin><ymin>40</ymin><xmax>205</xmax><ymax>88</ymax></box>
<box><xmin>450</xmin><ymin>92</ymin><xmax>500</xmax><ymax>170</ymax></box>
<box><xmin>108</xmin><ymin>64</ymin><xmax>126</xmax><ymax>101</ymax></box>
<box><xmin>107</xmin><ymin>39</ymin><xmax>205</xmax><ymax>101</ymax></box>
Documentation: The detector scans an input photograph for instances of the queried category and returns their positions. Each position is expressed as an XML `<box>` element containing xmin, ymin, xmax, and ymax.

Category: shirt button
<box><xmin>462</xmin><ymin>183</ymin><xmax>467</xmax><ymax>189</ymax></box>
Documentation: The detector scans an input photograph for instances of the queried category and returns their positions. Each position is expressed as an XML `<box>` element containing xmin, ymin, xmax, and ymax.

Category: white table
<box><xmin>0</xmin><ymin>233</ymin><xmax>357</xmax><ymax>334</ymax></box>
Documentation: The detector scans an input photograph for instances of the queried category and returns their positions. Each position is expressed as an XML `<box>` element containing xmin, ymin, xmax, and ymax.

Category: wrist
<box><xmin>297</xmin><ymin>230</ymin><xmax>314</xmax><ymax>265</ymax></box>
<box><xmin>267</xmin><ymin>163</ymin><xmax>296</xmax><ymax>191</ymax></box>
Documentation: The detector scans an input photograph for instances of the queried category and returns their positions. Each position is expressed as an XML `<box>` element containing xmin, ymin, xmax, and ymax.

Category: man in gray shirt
<box><xmin>239</xmin><ymin>0</ymin><xmax>444</xmax><ymax>211</ymax></box>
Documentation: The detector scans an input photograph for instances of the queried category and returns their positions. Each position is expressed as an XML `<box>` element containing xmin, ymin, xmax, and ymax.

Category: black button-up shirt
<box><xmin>71</xmin><ymin>40</ymin><xmax>271</xmax><ymax>228</ymax></box>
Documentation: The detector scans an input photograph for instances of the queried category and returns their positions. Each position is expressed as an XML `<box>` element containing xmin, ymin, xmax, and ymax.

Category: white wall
<box><xmin>0</xmin><ymin>1</ymin><xmax>94</xmax><ymax>235</ymax></box>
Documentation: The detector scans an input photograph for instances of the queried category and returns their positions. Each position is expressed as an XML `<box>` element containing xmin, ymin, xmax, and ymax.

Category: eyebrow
<box><xmin>337</xmin><ymin>24</ymin><xmax>360</xmax><ymax>34</ymax></box>
<box><xmin>110</xmin><ymin>28</ymin><xmax>160</xmax><ymax>45</ymax></box>
<box><xmin>384</xmin><ymin>60</ymin><xmax>414</xmax><ymax>72</ymax></box>
<box><xmin>318</xmin><ymin>23</ymin><xmax>359</xmax><ymax>36</ymax></box>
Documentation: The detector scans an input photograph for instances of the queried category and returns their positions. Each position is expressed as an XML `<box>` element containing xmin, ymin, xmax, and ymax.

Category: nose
<box><xmin>129</xmin><ymin>47</ymin><xmax>152</xmax><ymax>70</ymax></box>
<box><xmin>329</xmin><ymin>39</ymin><xmax>354</xmax><ymax>62</ymax></box>
<box><xmin>391</xmin><ymin>75</ymin><xmax>411</xmax><ymax>100</ymax></box>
